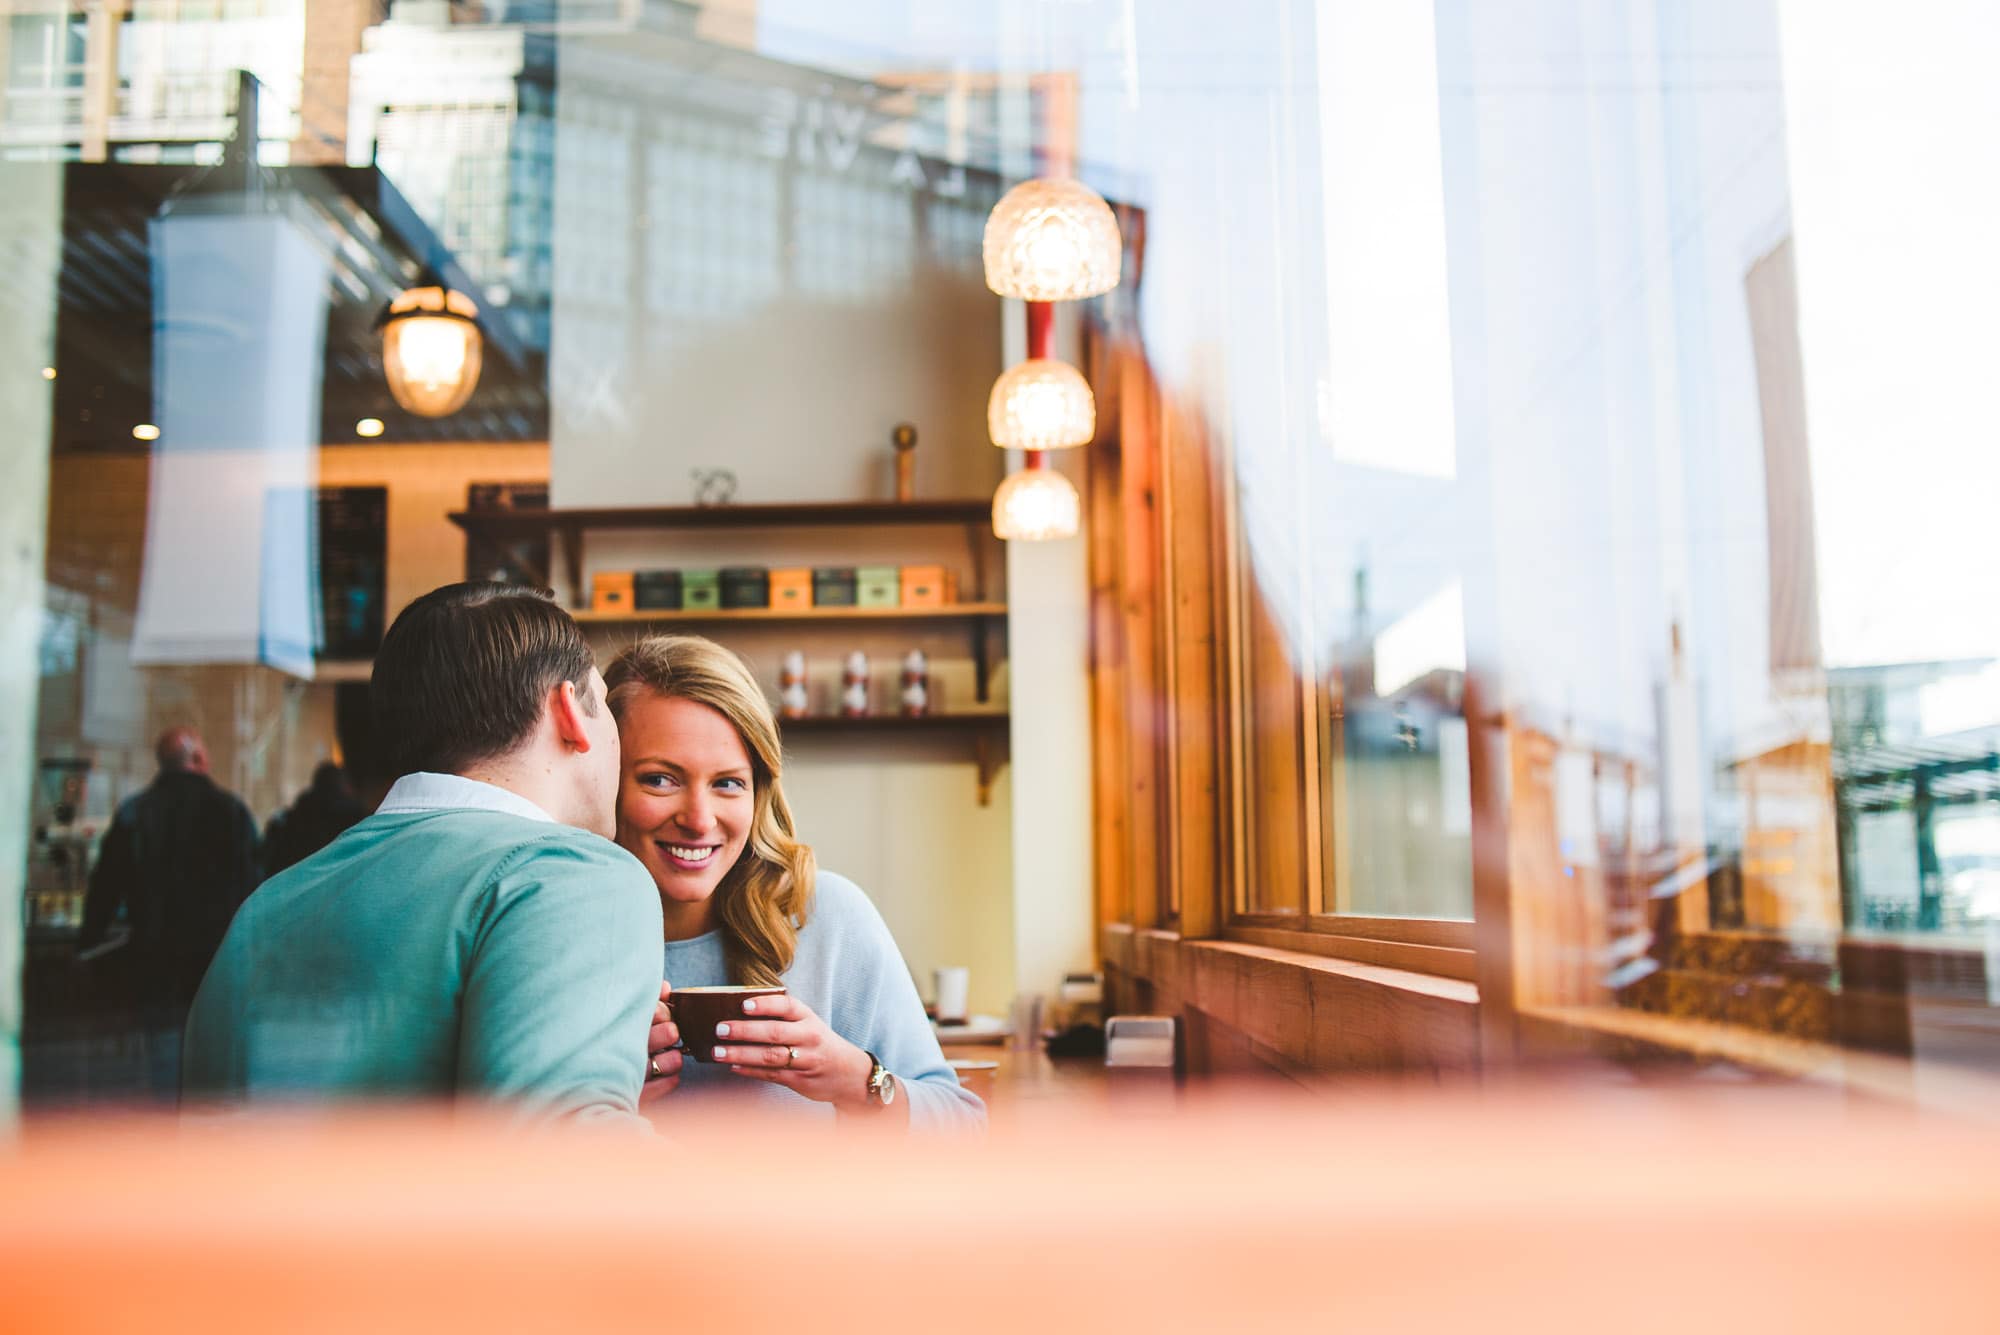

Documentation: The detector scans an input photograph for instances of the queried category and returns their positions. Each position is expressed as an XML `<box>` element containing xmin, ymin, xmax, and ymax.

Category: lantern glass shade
<box><xmin>988</xmin><ymin>358</ymin><xmax>1095</xmax><ymax>451</ymax></box>
<box><xmin>992</xmin><ymin>464</ymin><xmax>1080</xmax><ymax>541</ymax></box>
<box><xmin>381</xmin><ymin>285</ymin><xmax>483</xmax><ymax>417</ymax></box>
<box><xmin>982</xmin><ymin>178</ymin><xmax>1122</xmax><ymax>301</ymax></box>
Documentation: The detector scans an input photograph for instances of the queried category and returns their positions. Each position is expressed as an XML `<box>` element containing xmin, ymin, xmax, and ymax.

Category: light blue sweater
<box><xmin>184</xmin><ymin>799</ymin><xmax>663</xmax><ymax>1129</ymax></box>
<box><xmin>660</xmin><ymin>871</ymin><xmax>985</xmax><ymax>1133</ymax></box>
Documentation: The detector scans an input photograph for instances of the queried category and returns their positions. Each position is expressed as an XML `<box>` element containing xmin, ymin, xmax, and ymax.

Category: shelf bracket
<box><xmin>974</xmin><ymin>732</ymin><xmax>997</xmax><ymax>807</ymax></box>
<box><xmin>964</xmin><ymin>520</ymin><xmax>988</xmax><ymax>602</ymax></box>
<box><xmin>557</xmin><ymin>522</ymin><xmax>585</xmax><ymax>606</ymax></box>
<box><xmin>971</xmin><ymin>615</ymin><xmax>992</xmax><ymax>704</ymax></box>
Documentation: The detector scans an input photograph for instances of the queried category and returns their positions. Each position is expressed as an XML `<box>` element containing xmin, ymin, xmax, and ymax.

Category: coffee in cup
<box><xmin>669</xmin><ymin>985</ymin><xmax>787</xmax><ymax>1062</ymax></box>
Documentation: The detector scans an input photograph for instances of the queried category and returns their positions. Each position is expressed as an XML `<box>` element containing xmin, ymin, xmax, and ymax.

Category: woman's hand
<box><xmin>710</xmin><ymin>992</ymin><xmax>876</xmax><ymax>1110</ymax></box>
<box><xmin>642</xmin><ymin>980</ymin><xmax>683</xmax><ymax>1106</ymax></box>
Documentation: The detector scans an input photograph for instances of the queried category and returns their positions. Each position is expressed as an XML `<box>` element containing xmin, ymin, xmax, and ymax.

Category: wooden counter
<box><xmin>939</xmin><ymin>1042</ymin><xmax>1125</xmax><ymax>1124</ymax></box>
<box><xmin>6</xmin><ymin>1087</ymin><xmax>1998</xmax><ymax>1333</ymax></box>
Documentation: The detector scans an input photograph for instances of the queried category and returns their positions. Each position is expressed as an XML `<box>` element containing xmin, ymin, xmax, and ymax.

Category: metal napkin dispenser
<box><xmin>1104</xmin><ymin>1015</ymin><xmax>1177</xmax><ymax>1070</ymax></box>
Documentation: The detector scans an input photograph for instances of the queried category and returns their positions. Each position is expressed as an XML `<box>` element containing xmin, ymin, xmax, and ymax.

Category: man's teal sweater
<box><xmin>183</xmin><ymin>803</ymin><xmax>663</xmax><ymax>1127</ymax></box>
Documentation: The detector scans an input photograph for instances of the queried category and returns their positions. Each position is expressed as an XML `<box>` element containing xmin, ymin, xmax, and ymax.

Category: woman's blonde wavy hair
<box><xmin>603</xmin><ymin>635</ymin><xmax>815</xmax><ymax>987</ymax></box>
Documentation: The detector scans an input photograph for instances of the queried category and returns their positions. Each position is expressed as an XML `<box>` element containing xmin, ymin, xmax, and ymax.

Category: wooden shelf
<box><xmin>778</xmin><ymin>712</ymin><xmax>1007</xmax><ymax>732</ymax></box>
<box><xmin>778</xmin><ymin>712</ymin><xmax>1010</xmax><ymax>804</ymax></box>
<box><xmin>572</xmin><ymin>603</ymin><xmax>1006</xmax><ymax>625</ymax></box>
<box><xmin>447</xmin><ymin>499</ymin><xmax>993</xmax><ymax>540</ymax></box>
<box><xmin>447</xmin><ymin>499</ymin><xmax>1001</xmax><ymax>638</ymax></box>
<box><xmin>574</xmin><ymin>601</ymin><xmax>1006</xmax><ymax>702</ymax></box>
<box><xmin>447</xmin><ymin>500</ymin><xmax>1009</xmax><ymax>784</ymax></box>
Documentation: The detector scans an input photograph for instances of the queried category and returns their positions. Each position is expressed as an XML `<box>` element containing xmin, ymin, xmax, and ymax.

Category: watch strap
<box><xmin>864</xmin><ymin>1051</ymin><xmax>896</xmax><ymax>1106</ymax></box>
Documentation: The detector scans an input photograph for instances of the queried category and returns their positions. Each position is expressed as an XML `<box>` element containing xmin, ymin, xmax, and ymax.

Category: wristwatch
<box><xmin>863</xmin><ymin>1051</ymin><xmax>899</xmax><ymax>1109</ymax></box>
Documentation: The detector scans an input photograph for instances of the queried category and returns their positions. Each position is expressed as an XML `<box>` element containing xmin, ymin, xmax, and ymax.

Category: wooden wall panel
<box><xmin>1087</xmin><ymin>330</ymin><xmax>1168</xmax><ymax>930</ymax></box>
<box><xmin>1085</xmin><ymin>339</ymin><xmax>1134</xmax><ymax>933</ymax></box>
<box><xmin>1240</xmin><ymin>578</ymin><xmax>1310</xmax><ymax>917</ymax></box>
<box><xmin>1156</xmin><ymin>387</ymin><xmax>1228</xmax><ymax>939</ymax></box>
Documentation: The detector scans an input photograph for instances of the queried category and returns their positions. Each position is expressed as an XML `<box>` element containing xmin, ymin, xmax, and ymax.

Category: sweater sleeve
<box><xmin>457</xmin><ymin>835</ymin><xmax>664</xmax><ymax>1130</ymax></box>
<box><xmin>819</xmin><ymin>874</ymin><xmax>987</xmax><ymax>1135</ymax></box>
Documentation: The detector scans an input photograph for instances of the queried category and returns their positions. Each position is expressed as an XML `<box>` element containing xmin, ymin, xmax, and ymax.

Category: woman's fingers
<box><xmin>710</xmin><ymin>1019</ymin><xmax>802</xmax><ymax>1048</ymax></box>
<box><xmin>740</xmin><ymin>992</ymin><xmax>802</xmax><ymax>1021</ymax></box>
<box><xmin>648</xmin><ymin>1020</ymin><xmax>680</xmax><ymax>1054</ymax></box>
<box><xmin>711</xmin><ymin>1040</ymin><xmax>805</xmax><ymax>1068</ymax></box>
<box><xmin>654</xmin><ymin>980</ymin><xmax>673</xmax><ymax>1023</ymax></box>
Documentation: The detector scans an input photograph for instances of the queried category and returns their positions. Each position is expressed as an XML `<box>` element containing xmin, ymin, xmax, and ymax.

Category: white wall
<box><xmin>1003</xmin><ymin>458</ymin><xmax>1095</xmax><ymax>1006</ymax></box>
<box><xmin>999</xmin><ymin>297</ymin><xmax>1095</xmax><ymax>1010</ymax></box>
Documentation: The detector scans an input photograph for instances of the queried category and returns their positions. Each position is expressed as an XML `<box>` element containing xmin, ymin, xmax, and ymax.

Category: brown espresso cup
<box><xmin>670</xmin><ymin>985</ymin><xmax>787</xmax><ymax>1063</ymax></box>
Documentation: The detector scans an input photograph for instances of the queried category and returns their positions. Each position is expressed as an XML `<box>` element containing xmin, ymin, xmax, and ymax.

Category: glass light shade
<box><xmin>988</xmin><ymin>358</ymin><xmax>1095</xmax><ymax>450</ymax></box>
<box><xmin>992</xmin><ymin>465</ymin><xmax>1080</xmax><ymax>541</ymax></box>
<box><xmin>380</xmin><ymin>285</ymin><xmax>483</xmax><ymax>417</ymax></box>
<box><xmin>982</xmin><ymin>178</ymin><xmax>1122</xmax><ymax>301</ymax></box>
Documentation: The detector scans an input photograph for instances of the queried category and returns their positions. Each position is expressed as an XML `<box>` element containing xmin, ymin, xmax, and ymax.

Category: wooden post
<box><xmin>892</xmin><ymin>423</ymin><xmax>917</xmax><ymax>502</ymax></box>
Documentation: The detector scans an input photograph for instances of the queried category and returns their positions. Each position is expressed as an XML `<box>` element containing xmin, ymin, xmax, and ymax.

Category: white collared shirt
<box><xmin>376</xmin><ymin>772</ymin><xmax>557</xmax><ymax>825</ymax></box>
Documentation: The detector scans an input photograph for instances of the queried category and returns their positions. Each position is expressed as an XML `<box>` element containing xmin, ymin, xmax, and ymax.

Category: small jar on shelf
<box><xmin>899</xmin><ymin>649</ymin><xmax>930</xmax><ymax>717</ymax></box>
<box><xmin>840</xmin><ymin>651</ymin><xmax>871</xmax><ymax>717</ymax></box>
<box><xmin>778</xmin><ymin>651</ymin><xmax>810</xmax><ymax>720</ymax></box>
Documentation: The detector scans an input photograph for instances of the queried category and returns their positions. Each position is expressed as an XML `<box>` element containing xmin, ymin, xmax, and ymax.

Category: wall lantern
<box><xmin>378</xmin><ymin>284</ymin><xmax>483</xmax><ymax>418</ymax></box>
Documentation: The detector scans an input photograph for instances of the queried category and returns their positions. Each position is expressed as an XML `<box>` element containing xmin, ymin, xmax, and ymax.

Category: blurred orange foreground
<box><xmin>4</xmin><ymin>1085</ymin><xmax>1998</xmax><ymax>1334</ymax></box>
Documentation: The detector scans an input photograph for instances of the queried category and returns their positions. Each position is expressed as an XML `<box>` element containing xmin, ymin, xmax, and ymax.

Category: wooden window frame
<box><xmin>1084</xmin><ymin>295</ymin><xmax>1488</xmax><ymax>1000</ymax></box>
<box><xmin>1209</xmin><ymin>422</ymin><xmax>1476</xmax><ymax>979</ymax></box>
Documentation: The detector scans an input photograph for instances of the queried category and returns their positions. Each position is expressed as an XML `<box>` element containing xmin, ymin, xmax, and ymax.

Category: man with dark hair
<box><xmin>183</xmin><ymin>583</ymin><xmax>664</xmax><ymax>1127</ymax></box>
<box><xmin>80</xmin><ymin>725</ymin><xmax>259</xmax><ymax>1099</ymax></box>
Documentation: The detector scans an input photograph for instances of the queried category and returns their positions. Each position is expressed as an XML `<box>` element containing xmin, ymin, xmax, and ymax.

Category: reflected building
<box><xmin>343</xmin><ymin>0</ymin><xmax>1006</xmax><ymax>505</ymax></box>
<box><xmin>0</xmin><ymin>0</ymin><xmax>311</xmax><ymax>162</ymax></box>
<box><xmin>1830</xmin><ymin>661</ymin><xmax>2000</xmax><ymax>933</ymax></box>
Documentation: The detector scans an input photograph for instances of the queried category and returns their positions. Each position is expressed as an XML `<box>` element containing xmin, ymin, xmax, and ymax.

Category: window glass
<box><xmin>10</xmin><ymin>0</ymin><xmax>2000</xmax><ymax>1117</ymax></box>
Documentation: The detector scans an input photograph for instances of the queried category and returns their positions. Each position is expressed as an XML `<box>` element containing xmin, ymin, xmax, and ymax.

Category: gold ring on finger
<box><xmin>649</xmin><ymin>1055</ymin><xmax>662</xmax><ymax>1078</ymax></box>
<box><xmin>786</xmin><ymin>1046</ymin><xmax>799</xmax><ymax>1069</ymax></box>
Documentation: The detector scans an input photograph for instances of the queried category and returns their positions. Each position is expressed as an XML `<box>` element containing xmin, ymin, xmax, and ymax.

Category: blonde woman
<box><xmin>605</xmin><ymin>635</ymin><xmax>983</xmax><ymax>1131</ymax></box>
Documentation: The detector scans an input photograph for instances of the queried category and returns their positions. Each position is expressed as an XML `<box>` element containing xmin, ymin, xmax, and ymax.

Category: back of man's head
<box><xmin>155</xmin><ymin>726</ymin><xmax>208</xmax><ymax>775</ymax></box>
<box><xmin>372</xmin><ymin>583</ymin><xmax>596</xmax><ymax>778</ymax></box>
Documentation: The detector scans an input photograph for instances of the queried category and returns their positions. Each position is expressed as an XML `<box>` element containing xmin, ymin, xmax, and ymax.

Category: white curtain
<box><xmin>133</xmin><ymin>206</ymin><xmax>327</xmax><ymax>678</ymax></box>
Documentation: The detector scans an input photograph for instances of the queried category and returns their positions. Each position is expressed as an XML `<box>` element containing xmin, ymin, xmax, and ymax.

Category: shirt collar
<box><xmin>376</xmin><ymin>772</ymin><xmax>558</xmax><ymax>825</ymax></box>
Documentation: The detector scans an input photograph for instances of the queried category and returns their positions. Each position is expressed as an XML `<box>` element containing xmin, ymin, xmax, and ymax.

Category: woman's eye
<box><xmin>716</xmin><ymin>778</ymin><xmax>748</xmax><ymax>793</ymax></box>
<box><xmin>638</xmin><ymin>773</ymin><xmax>680</xmax><ymax>790</ymax></box>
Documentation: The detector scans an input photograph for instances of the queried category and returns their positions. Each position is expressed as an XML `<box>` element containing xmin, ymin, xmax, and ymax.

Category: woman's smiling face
<box><xmin>615</xmin><ymin>691</ymin><xmax>755</xmax><ymax>915</ymax></box>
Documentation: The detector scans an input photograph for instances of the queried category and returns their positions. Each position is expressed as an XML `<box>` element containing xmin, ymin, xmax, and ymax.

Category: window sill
<box><xmin>1101</xmin><ymin>924</ymin><xmax>1480</xmax><ymax>1073</ymax></box>
<box><xmin>1203</xmin><ymin>935</ymin><xmax>1478</xmax><ymax>1002</ymax></box>
<box><xmin>1517</xmin><ymin>1003</ymin><xmax>2000</xmax><ymax>1115</ymax></box>
<box><xmin>1224</xmin><ymin>920</ymin><xmax>1476</xmax><ymax>982</ymax></box>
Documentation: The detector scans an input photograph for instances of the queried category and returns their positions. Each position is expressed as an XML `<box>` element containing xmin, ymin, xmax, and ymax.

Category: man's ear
<box><xmin>550</xmin><ymin>679</ymin><xmax>595</xmax><ymax>753</ymax></box>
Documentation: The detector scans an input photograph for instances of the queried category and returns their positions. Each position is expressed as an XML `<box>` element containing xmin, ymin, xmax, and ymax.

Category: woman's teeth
<box><xmin>664</xmin><ymin>844</ymin><xmax>715</xmax><ymax>863</ymax></box>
